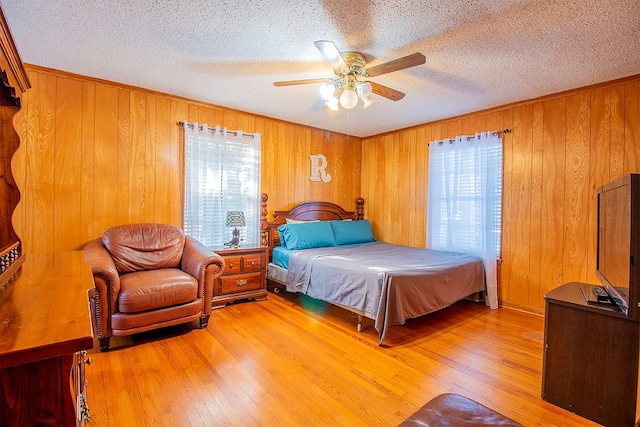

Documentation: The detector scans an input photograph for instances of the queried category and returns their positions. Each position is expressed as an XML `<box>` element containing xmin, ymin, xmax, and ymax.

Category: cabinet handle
<box><xmin>251</xmin><ymin>261</ymin><xmax>256</xmax><ymax>267</ymax></box>
<box><xmin>228</xmin><ymin>263</ymin><xmax>234</xmax><ymax>269</ymax></box>
<box><xmin>236</xmin><ymin>279</ymin><xmax>247</xmax><ymax>286</ymax></box>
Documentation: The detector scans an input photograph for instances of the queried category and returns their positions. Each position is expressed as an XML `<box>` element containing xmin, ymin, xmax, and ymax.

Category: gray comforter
<box><xmin>286</xmin><ymin>242</ymin><xmax>486</xmax><ymax>344</ymax></box>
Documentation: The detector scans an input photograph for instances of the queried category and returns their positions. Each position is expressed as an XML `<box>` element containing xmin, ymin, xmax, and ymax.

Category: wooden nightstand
<box><xmin>211</xmin><ymin>246</ymin><xmax>268</xmax><ymax>309</ymax></box>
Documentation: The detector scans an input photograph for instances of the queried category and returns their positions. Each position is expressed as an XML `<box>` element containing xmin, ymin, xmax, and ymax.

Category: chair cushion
<box><xmin>103</xmin><ymin>223</ymin><xmax>185</xmax><ymax>273</ymax></box>
<box><xmin>118</xmin><ymin>268</ymin><xmax>198</xmax><ymax>314</ymax></box>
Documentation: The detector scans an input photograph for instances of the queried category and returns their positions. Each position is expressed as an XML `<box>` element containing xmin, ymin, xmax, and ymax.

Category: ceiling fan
<box><xmin>273</xmin><ymin>40</ymin><xmax>426</xmax><ymax>110</ymax></box>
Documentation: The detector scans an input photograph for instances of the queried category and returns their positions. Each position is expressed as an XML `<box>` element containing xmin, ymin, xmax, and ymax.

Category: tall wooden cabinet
<box><xmin>542</xmin><ymin>282</ymin><xmax>640</xmax><ymax>426</ymax></box>
<box><xmin>0</xmin><ymin>5</ymin><xmax>94</xmax><ymax>426</ymax></box>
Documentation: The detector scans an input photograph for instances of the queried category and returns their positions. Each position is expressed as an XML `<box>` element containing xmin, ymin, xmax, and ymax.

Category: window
<box><xmin>183</xmin><ymin>122</ymin><xmax>261</xmax><ymax>248</ymax></box>
<box><xmin>427</xmin><ymin>131</ymin><xmax>502</xmax><ymax>308</ymax></box>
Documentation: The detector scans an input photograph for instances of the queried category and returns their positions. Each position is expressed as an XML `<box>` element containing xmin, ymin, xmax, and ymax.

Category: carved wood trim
<box><xmin>0</xmin><ymin>5</ymin><xmax>30</xmax><ymax>98</ymax></box>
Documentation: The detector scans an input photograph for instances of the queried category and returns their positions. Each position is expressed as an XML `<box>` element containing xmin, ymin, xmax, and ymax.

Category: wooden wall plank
<box><xmin>28</xmin><ymin>72</ymin><xmax>56</xmax><ymax>253</ymax></box>
<box><xmin>260</xmin><ymin>119</ymin><xmax>277</xmax><ymax>217</ymax></box>
<box><xmin>53</xmin><ymin>76</ymin><xmax>83</xmax><ymax>251</ymax></box>
<box><xmin>540</xmin><ymin>97</ymin><xmax>566</xmax><ymax>297</ymax></box>
<box><xmin>506</xmin><ymin>104</ymin><xmax>534</xmax><ymax>308</ymax></box>
<box><xmin>406</xmin><ymin>129</ymin><xmax>420</xmax><ymax>248</ymax></box>
<box><xmin>155</xmin><ymin>97</ymin><xmax>172</xmax><ymax>223</ymax></box>
<box><xmin>80</xmin><ymin>81</ymin><xmax>96</xmax><ymax>246</ymax></box>
<box><xmin>610</xmin><ymin>84</ymin><xmax>625</xmax><ymax>180</ymax></box>
<box><xmin>93</xmin><ymin>84</ymin><xmax>120</xmax><ymax>235</ymax></box>
<box><xmin>170</xmin><ymin>100</ymin><xmax>190</xmax><ymax>226</ymax></box>
<box><xmin>586</xmin><ymin>87</ymin><xmax>611</xmax><ymax>283</ymax></box>
<box><xmin>624</xmin><ymin>81</ymin><xmax>640</xmax><ymax>174</ymax></box>
<box><xmin>116</xmin><ymin>89</ymin><xmax>131</xmax><ymax>227</ymax></box>
<box><xmin>144</xmin><ymin>94</ymin><xmax>157</xmax><ymax>222</ymax></box>
<box><xmin>128</xmin><ymin>91</ymin><xmax>146</xmax><ymax>222</ymax></box>
<box><xmin>562</xmin><ymin>92</ymin><xmax>590</xmax><ymax>283</ymax></box>
<box><xmin>293</xmin><ymin>126</ymin><xmax>308</xmax><ymax>204</ymax></box>
<box><xmin>415</xmin><ymin>125</ymin><xmax>430</xmax><ymax>248</ymax></box>
<box><xmin>528</xmin><ymin>102</ymin><xmax>544</xmax><ymax>310</ymax></box>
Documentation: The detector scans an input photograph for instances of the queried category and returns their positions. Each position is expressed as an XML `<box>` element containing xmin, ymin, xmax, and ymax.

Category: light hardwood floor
<box><xmin>85</xmin><ymin>292</ymin><xmax>598</xmax><ymax>427</ymax></box>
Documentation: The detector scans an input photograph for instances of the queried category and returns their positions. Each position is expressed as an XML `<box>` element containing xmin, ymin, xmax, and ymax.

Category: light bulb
<box><xmin>319</xmin><ymin>83</ymin><xmax>335</xmax><ymax>101</ymax></box>
<box><xmin>339</xmin><ymin>89</ymin><xmax>358</xmax><ymax>109</ymax></box>
<box><xmin>357</xmin><ymin>81</ymin><xmax>372</xmax><ymax>98</ymax></box>
<box><xmin>324</xmin><ymin>97</ymin><xmax>339</xmax><ymax>111</ymax></box>
<box><xmin>361</xmin><ymin>96</ymin><xmax>375</xmax><ymax>108</ymax></box>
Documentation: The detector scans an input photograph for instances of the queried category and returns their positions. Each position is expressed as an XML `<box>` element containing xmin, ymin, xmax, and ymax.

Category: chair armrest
<box><xmin>182</xmin><ymin>236</ymin><xmax>225</xmax><ymax>316</ymax></box>
<box><xmin>83</xmin><ymin>238</ymin><xmax>121</xmax><ymax>338</ymax></box>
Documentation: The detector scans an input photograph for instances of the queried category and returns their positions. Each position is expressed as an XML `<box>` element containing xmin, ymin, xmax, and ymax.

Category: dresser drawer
<box><xmin>223</xmin><ymin>253</ymin><xmax>262</xmax><ymax>274</ymax></box>
<box><xmin>220</xmin><ymin>272</ymin><xmax>263</xmax><ymax>294</ymax></box>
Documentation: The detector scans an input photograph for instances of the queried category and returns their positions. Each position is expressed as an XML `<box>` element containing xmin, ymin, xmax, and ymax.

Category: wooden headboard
<box><xmin>260</xmin><ymin>193</ymin><xmax>364</xmax><ymax>255</ymax></box>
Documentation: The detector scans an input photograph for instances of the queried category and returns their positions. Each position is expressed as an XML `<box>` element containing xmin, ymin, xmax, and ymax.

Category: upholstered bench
<box><xmin>398</xmin><ymin>393</ymin><xmax>523</xmax><ymax>426</ymax></box>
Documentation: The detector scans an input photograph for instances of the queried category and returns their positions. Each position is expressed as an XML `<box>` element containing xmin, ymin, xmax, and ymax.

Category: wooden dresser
<box><xmin>211</xmin><ymin>246</ymin><xmax>268</xmax><ymax>309</ymax></box>
<box><xmin>0</xmin><ymin>252</ymin><xmax>94</xmax><ymax>426</ymax></box>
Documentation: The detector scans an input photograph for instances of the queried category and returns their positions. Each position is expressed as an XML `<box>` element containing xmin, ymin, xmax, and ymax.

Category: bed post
<box><xmin>260</xmin><ymin>193</ymin><xmax>269</xmax><ymax>247</ymax></box>
<box><xmin>356</xmin><ymin>197</ymin><xmax>364</xmax><ymax>220</ymax></box>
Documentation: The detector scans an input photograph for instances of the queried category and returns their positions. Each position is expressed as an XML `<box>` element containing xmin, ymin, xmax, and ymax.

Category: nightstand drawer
<box><xmin>223</xmin><ymin>253</ymin><xmax>262</xmax><ymax>274</ymax></box>
<box><xmin>220</xmin><ymin>272</ymin><xmax>263</xmax><ymax>294</ymax></box>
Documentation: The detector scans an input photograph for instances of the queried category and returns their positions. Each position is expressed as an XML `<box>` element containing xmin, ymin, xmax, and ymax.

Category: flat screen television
<box><xmin>596</xmin><ymin>173</ymin><xmax>640</xmax><ymax>320</ymax></box>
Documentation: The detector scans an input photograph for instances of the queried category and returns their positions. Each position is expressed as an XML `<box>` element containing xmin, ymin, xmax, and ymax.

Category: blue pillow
<box><xmin>330</xmin><ymin>220</ymin><xmax>376</xmax><ymax>245</ymax></box>
<box><xmin>277</xmin><ymin>221</ymin><xmax>337</xmax><ymax>250</ymax></box>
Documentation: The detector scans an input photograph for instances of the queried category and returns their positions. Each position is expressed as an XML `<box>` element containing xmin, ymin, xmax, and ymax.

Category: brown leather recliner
<box><xmin>83</xmin><ymin>223</ymin><xmax>225</xmax><ymax>351</ymax></box>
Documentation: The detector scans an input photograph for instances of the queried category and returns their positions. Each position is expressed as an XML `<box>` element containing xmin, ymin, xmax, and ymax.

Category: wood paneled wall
<box><xmin>362</xmin><ymin>75</ymin><xmax>640</xmax><ymax>313</ymax></box>
<box><xmin>11</xmin><ymin>66</ymin><xmax>362</xmax><ymax>254</ymax></box>
<box><xmin>11</xmin><ymin>65</ymin><xmax>640</xmax><ymax>314</ymax></box>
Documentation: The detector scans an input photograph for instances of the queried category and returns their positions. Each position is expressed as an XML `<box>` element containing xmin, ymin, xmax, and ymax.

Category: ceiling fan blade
<box><xmin>273</xmin><ymin>78</ymin><xmax>330</xmax><ymax>87</ymax></box>
<box><xmin>314</xmin><ymin>40</ymin><xmax>349</xmax><ymax>71</ymax></box>
<box><xmin>365</xmin><ymin>52</ymin><xmax>426</xmax><ymax>77</ymax></box>
<box><xmin>370</xmin><ymin>82</ymin><xmax>405</xmax><ymax>101</ymax></box>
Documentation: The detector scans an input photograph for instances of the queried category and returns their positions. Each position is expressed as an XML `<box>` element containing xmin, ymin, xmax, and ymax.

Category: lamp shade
<box><xmin>225</xmin><ymin>211</ymin><xmax>246</xmax><ymax>227</ymax></box>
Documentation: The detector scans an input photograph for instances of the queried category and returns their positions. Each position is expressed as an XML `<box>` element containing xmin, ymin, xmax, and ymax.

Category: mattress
<box><xmin>283</xmin><ymin>242</ymin><xmax>486</xmax><ymax>344</ymax></box>
<box><xmin>267</xmin><ymin>262</ymin><xmax>288</xmax><ymax>284</ymax></box>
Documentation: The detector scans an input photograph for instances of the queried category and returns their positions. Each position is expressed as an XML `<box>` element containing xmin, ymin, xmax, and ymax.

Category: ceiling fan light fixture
<box><xmin>274</xmin><ymin>40</ymin><xmax>424</xmax><ymax>112</ymax></box>
<box><xmin>339</xmin><ymin>89</ymin><xmax>358</xmax><ymax>109</ymax></box>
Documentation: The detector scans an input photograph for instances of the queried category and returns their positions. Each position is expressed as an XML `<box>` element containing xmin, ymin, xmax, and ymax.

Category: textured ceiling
<box><xmin>1</xmin><ymin>0</ymin><xmax>639</xmax><ymax>137</ymax></box>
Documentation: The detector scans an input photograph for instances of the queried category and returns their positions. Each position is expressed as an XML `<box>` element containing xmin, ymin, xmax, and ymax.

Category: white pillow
<box><xmin>285</xmin><ymin>218</ymin><xmax>320</xmax><ymax>224</ymax></box>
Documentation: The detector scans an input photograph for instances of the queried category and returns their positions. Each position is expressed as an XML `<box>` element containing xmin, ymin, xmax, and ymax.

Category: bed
<box><xmin>260</xmin><ymin>194</ymin><xmax>487</xmax><ymax>345</ymax></box>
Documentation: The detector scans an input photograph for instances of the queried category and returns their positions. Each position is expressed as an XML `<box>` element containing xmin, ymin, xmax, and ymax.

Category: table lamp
<box><xmin>224</xmin><ymin>211</ymin><xmax>245</xmax><ymax>248</ymax></box>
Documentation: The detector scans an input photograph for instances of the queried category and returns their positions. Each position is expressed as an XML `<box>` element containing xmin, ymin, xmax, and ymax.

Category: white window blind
<box><xmin>427</xmin><ymin>131</ymin><xmax>502</xmax><ymax>309</ymax></box>
<box><xmin>183</xmin><ymin>122</ymin><xmax>261</xmax><ymax>248</ymax></box>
